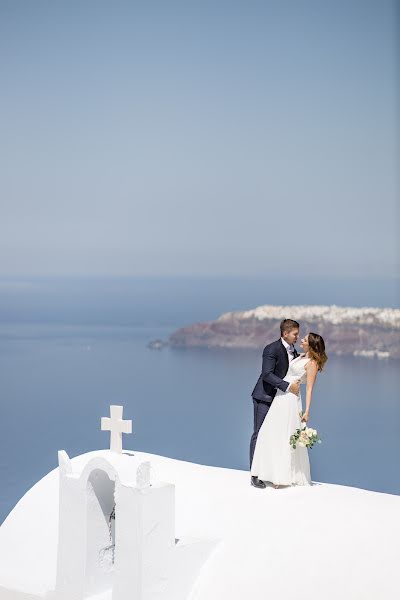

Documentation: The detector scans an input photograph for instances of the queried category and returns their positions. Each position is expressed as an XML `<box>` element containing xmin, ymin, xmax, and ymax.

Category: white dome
<box><xmin>0</xmin><ymin>450</ymin><xmax>399</xmax><ymax>599</ymax></box>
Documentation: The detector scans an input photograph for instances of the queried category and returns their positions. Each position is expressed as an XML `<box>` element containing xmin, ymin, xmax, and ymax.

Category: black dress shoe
<box><xmin>251</xmin><ymin>476</ymin><xmax>266</xmax><ymax>489</ymax></box>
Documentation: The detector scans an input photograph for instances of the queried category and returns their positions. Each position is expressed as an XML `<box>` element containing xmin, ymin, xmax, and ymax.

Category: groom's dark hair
<box><xmin>280</xmin><ymin>319</ymin><xmax>300</xmax><ymax>335</ymax></box>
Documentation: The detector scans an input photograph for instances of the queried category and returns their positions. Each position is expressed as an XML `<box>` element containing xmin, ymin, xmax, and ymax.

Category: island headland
<box><xmin>168</xmin><ymin>304</ymin><xmax>400</xmax><ymax>359</ymax></box>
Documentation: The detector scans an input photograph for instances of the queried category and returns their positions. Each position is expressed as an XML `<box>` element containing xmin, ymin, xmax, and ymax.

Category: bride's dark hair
<box><xmin>308</xmin><ymin>333</ymin><xmax>328</xmax><ymax>372</ymax></box>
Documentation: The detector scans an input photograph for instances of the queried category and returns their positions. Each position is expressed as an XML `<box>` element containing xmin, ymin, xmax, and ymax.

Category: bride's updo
<box><xmin>308</xmin><ymin>333</ymin><xmax>328</xmax><ymax>372</ymax></box>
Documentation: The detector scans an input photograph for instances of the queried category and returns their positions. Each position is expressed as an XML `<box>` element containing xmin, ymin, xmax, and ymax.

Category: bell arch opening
<box><xmin>84</xmin><ymin>468</ymin><xmax>116</xmax><ymax>597</ymax></box>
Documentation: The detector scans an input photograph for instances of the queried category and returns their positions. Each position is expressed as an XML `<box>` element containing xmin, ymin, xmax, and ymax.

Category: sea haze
<box><xmin>0</xmin><ymin>276</ymin><xmax>398</xmax><ymax>326</ymax></box>
<box><xmin>0</xmin><ymin>276</ymin><xmax>399</xmax><ymax>523</ymax></box>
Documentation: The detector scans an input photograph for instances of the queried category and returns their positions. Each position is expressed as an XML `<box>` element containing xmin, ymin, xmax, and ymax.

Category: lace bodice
<box><xmin>284</xmin><ymin>355</ymin><xmax>310</xmax><ymax>385</ymax></box>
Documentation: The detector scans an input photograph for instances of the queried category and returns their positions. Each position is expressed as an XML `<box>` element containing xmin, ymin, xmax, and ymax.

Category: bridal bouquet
<box><xmin>290</xmin><ymin>418</ymin><xmax>322</xmax><ymax>450</ymax></box>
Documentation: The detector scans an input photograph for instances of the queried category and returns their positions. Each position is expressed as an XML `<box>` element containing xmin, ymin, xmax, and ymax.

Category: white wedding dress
<box><xmin>251</xmin><ymin>355</ymin><xmax>312</xmax><ymax>486</ymax></box>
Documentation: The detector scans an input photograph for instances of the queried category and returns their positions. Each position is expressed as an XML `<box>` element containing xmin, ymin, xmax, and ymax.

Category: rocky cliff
<box><xmin>169</xmin><ymin>305</ymin><xmax>400</xmax><ymax>358</ymax></box>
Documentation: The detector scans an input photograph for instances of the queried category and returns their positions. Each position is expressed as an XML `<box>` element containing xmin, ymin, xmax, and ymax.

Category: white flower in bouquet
<box><xmin>298</xmin><ymin>431</ymin><xmax>309</xmax><ymax>446</ymax></box>
<box><xmin>290</xmin><ymin>421</ymin><xmax>322</xmax><ymax>449</ymax></box>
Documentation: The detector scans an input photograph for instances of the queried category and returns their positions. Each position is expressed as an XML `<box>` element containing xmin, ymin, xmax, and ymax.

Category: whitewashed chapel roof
<box><xmin>1</xmin><ymin>450</ymin><xmax>400</xmax><ymax>599</ymax></box>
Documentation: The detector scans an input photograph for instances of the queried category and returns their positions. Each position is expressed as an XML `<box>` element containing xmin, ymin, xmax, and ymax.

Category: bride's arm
<box><xmin>302</xmin><ymin>360</ymin><xmax>318</xmax><ymax>421</ymax></box>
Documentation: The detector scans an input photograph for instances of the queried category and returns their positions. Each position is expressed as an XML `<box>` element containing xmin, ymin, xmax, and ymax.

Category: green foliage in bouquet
<box><xmin>290</xmin><ymin>414</ymin><xmax>322</xmax><ymax>450</ymax></box>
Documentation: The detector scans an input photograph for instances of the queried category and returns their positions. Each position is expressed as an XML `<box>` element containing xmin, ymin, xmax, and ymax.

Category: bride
<box><xmin>250</xmin><ymin>332</ymin><xmax>327</xmax><ymax>488</ymax></box>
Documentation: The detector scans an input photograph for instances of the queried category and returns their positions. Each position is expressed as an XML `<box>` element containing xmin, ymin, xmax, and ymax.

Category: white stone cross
<box><xmin>101</xmin><ymin>405</ymin><xmax>132</xmax><ymax>453</ymax></box>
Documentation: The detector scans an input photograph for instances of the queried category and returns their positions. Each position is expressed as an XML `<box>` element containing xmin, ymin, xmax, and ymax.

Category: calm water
<box><xmin>0</xmin><ymin>322</ymin><xmax>399</xmax><ymax>523</ymax></box>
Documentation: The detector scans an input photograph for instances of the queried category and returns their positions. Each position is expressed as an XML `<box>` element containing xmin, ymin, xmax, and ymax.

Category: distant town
<box><xmin>165</xmin><ymin>305</ymin><xmax>400</xmax><ymax>359</ymax></box>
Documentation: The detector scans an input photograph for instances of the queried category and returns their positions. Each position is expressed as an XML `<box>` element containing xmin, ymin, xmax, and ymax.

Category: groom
<box><xmin>250</xmin><ymin>318</ymin><xmax>301</xmax><ymax>488</ymax></box>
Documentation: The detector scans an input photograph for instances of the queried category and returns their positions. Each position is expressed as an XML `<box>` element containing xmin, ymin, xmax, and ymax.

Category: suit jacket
<box><xmin>251</xmin><ymin>338</ymin><xmax>298</xmax><ymax>403</ymax></box>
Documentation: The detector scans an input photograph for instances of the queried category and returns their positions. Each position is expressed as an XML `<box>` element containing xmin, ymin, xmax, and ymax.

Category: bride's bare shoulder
<box><xmin>305</xmin><ymin>358</ymin><xmax>318</xmax><ymax>372</ymax></box>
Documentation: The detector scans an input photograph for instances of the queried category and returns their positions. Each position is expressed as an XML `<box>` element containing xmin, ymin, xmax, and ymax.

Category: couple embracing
<box><xmin>250</xmin><ymin>319</ymin><xmax>327</xmax><ymax>489</ymax></box>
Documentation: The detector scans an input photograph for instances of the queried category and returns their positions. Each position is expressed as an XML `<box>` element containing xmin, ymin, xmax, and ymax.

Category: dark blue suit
<box><xmin>249</xmin><ymin>339</ymin><xmax>298</xmax><ymax>467</ymax></box>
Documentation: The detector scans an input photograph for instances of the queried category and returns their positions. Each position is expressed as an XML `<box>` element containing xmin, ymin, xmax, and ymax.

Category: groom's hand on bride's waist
<box><xmin>288</xmin><ymin>380</ymin><xmax>301</xmax><ymax>395</ymax></box>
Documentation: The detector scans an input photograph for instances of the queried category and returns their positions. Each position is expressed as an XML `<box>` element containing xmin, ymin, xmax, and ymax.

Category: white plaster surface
<box><xmin>1</xmin><ymin>450</ymin><xmax>400</xmax><ymax>599</ymax></box>
<box><xmin>53</xmin><ymin>450</ymin><xmax>177</xmax><ymax>600</ymax></box>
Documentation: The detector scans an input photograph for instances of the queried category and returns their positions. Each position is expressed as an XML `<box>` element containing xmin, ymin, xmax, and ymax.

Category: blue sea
<box><xmin>0</xmin><ymin>276</ymin><xmax>399</xmax><ymax>523</ymax></box>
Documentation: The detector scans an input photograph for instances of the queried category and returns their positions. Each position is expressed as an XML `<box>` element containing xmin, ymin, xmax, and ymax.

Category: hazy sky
<box><xmin>0</xmin><ymin>0</ymin><xmax>398</xmax><ymax>279</ymax></box>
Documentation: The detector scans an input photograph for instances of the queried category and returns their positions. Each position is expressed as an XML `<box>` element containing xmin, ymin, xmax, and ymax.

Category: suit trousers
<box><xmin>249</xmin><ymin>398</ymin><xmax>272</xmax><ymax>469</ymax></box>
